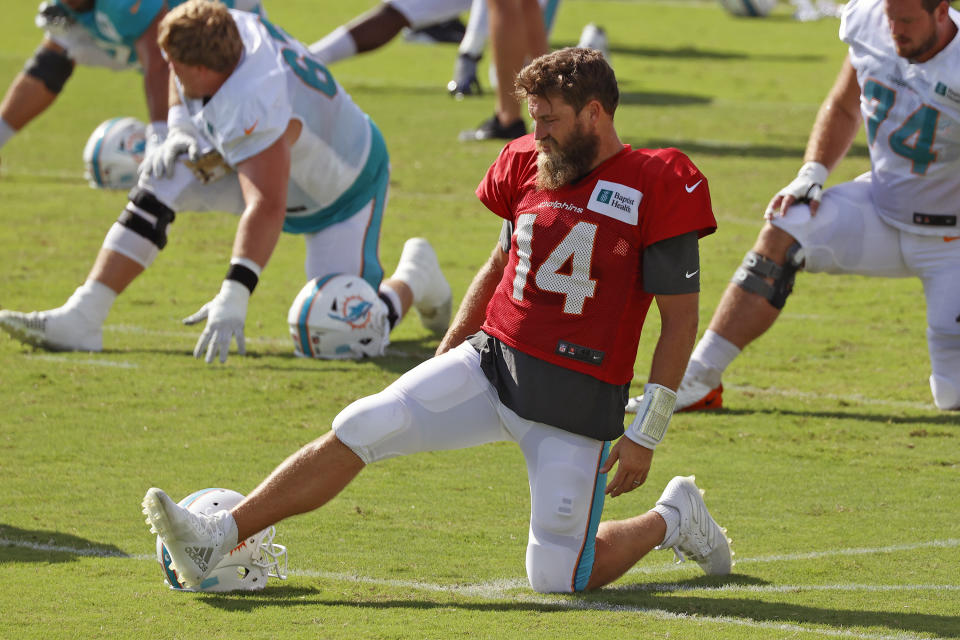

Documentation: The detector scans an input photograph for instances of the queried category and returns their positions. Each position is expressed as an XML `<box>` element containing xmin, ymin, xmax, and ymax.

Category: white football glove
<box><xmin>139</xmin><ymin>127</ymin><xmax>201</xmax><ymax>180</ymax></box>
<box><xmin>765</xmin><ymin>161</ymin><xmax>829</xmax><ymax>219</ymax></box>
<box><xmin>184</xmin><ymin>280</ymin><xmax>250</xmax><ymax>364</ymax></box>
<box><xmin>143</xmin><ymin>121</ymin><xmax>167</xmax><ymax>161</ymax></box>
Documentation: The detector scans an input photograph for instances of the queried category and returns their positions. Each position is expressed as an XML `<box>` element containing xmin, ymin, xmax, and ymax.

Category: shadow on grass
<box><xmin>619</xmin><ymin>91</ymin><xmax>713</xmax><ymax>106</ymax></box>
<box><xmin>626</xmin><ymin>138</ymin><xmax>871</xmax><ymax>160</ymax></box>
<box><xmin>193</xmin><ymin>574</ymin><xmax>960</xmax><ymax>638</ymax></box>
<box><xmin>80</xmin><ymin>336</ymin><xmax>438</xmax><ymax>376</ymax></box>
<box><xmin>552</xmin><ymin>41</ymin><xmax>825</xmax><ymax>63</ymax></box>
<box><xmin>0</xmin><ymin>523</ymin><xmax>129</xmax><ymax>563</ymax></box>
<box><xmin>695</xmin><ymin>406</ymin><xmax>960</xmax><ymax>427</ymax></box>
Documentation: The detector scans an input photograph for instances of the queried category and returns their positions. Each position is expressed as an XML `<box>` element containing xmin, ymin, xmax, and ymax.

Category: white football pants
<box><xmin>332</xmin><ymin>342</ymin><xmax>611</xmax><ymax>593</ymax></box>
<box><xmin>136</xmin><ymin>154</ymin><xmax>387</xmax><ymax>287</ymax></box>
<box><xmin>771</xmin><ymin>178</ymin><xmax>960</xmax><ymax>409</ymax></box>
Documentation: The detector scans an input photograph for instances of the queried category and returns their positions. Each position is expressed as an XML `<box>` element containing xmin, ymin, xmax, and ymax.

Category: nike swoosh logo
<box><xmin>243</xmin><ymin>120</ymin><xmax>258</xmax><ymax>135</ymax></box>
<box><xmin>685</xmin><ymin>179</ymin><xmax>703</xmax><ymax>193</ymax></box>
<box><xmin>129</xmin><ymin>0</ymin><xmax>142</xmax><ymax>14</ymax></box>
<box><xmin>945</xmin><ymin>236</ymin><xmax>960</xmax><ymax>242</ymax></box>
<box><xmin>685</xmin><ymin>270</ymin><xmax>699</xmax><ymax>279</ymax></box>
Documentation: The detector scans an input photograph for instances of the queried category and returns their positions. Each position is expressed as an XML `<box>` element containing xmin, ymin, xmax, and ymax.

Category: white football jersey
<box><xmin>840</xmin><ymin>0</ymin><xmax>960</xmax><ymax>236</ymax></box>
<box><xmin>176</xmin><ymin>11</ymin><xmax>378</xmax><ymax>229</ymax></box>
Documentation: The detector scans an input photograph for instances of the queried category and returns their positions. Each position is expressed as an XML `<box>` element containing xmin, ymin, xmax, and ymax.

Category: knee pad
<box><xmin>530</xmin><ymin>463</ymin><xmax>591</xmax><ymax>537</ymax></box>
<box><xmin>525</xmin><ymin>541</ymin><xmax>576</xmax><ymax>593</ymax></box>
<box><xmin>332</xmin><ymin>392</ymin><xmax>412</xmax><ymax>463</ymax></box>
<box><xmin>120</xmin><ymin>187</ymin><xmax>177</xmax><ymax>249</ymax></box>
<box><xmin>102</xmin><ymin>223</ymin><xmax>159</xmax><ymax>269</ymax></box>
<box><xmin>526</xmin><ymin>463</ymin><xmax>598</xmax><ymax>593</ymax></box>
<box><xmin>24</xmin><ymin>45</ymin><xmax>74</xmax><ymax>93</ymax></box>
<box><xmin>731</xmin><ymin>243</ymin><xmax>804</xmax><ymax>310</ymax></box>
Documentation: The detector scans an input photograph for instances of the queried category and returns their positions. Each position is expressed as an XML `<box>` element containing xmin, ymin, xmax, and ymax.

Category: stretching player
<box><xmin>308</xmin><ymin>0</ymin><xmax>469</xmax><ymax>64</ymax></box>
<box><xmin>143</xmin><ymin>48</ymin><xmax>732</xmax><ymax>594</ymax></box>
<box><xmin>0</xmin><ymin>0</ymin><xmax>260</xmax><ymax>160</ymax></box>
<box><xmin>627</xmin><ymin>0</ymin><xmax>960</xmax><ymax>413</ymax></box>
<box><xmin>0</xmin><ymin>0</ymin><xmax>451</xmax><ymax>362</ymax></box>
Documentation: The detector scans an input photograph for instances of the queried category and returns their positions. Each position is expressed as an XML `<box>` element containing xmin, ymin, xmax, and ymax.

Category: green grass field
<box><xmin>1</xmin><ymin>0</ymin><xmax>958</xmax><ymax>638</ymax></box>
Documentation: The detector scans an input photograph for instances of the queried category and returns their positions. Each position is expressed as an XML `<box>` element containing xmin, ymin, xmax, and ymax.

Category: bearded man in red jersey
<box><xmin>143</xmin><ymin>48</ymin><xmax>732</xmax><ymax>595</ymax></box>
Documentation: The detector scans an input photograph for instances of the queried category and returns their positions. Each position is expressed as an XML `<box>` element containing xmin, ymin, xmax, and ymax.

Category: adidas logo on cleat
<box><xmin>186</xmin><ymin>546</ymin><xmax>214</xmax><ymax>572</ymax></box>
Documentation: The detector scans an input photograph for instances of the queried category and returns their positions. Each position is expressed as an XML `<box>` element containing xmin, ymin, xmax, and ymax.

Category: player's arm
<box><xmin>646</xmin><ymin>292</ymin><xmax>699</xmax><ymax>390</ymax></box>
<box><xmin>231</xmin><ymin>123</ymin><xmax>297</xmax><ymax>272</ymax></box>
<box><xmin>766</xmin><ymin>55</ymin><xmax>862</xmax><ymax>218</ymax></box>
<box><xmin>0</xmin><ymin>39</ymin><xmax>74</xmax><ymax>152</ymax></box>
<box><xmin>604</xmin><ymin>232</ymin><xmax>701</xmax><ymax>497</ymax></box>
<box><xmin>134</xmin><ymin>12</ymin><xmax>171</xmax><ymax>149</ymax></box>
<box><xmin>186</xmin><ymin>120</ymin><xmax>301</xmax><ymax>363</ymax></box>
<box><xmin>436</xmin><ymin>230</ymin><xmax>509</xmax><ymax>355</ymax></box>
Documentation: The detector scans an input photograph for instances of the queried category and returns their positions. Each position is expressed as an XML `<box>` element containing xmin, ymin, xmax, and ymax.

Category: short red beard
<box><xmin>535</xmin><ymin>122</ymin><xmax>600</xmax><ymax>191</ymax></box>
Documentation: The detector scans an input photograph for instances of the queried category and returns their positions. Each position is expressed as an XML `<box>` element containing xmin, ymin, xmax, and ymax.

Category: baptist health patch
<box><xmin>934</xmin><ymin>81</ymin><xmax>960</xmax><ymax>105</ymax></box>
<box><xmin>588</xmin><ymin>180</ymin><xmax>642</xmax><ymax>225</ymax></box>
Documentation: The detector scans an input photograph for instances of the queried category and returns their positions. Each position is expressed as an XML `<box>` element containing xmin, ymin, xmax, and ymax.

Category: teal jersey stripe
<box><xmin>282</xmin><ymin>118</ymin><xmax>390</xmax><ymax>235</ymax></box>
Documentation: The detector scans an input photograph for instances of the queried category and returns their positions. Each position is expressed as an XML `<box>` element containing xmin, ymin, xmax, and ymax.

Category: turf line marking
<box><xmin>734</xmin><ymin>538</ymin><xmax>960</xmax><ymax>565</ymax></box>
<box><xmin>280</xmin><ymin>571</ymin><xmax>953</xmax><ymax>640</ymax></box>
<box><xmin>105</xmin><ymin>324</ymin><xmax>292</xmax><ymax>347</ymax></box>
<box><xmin>27</xmin><ymin>354</ymin><xmax>138</xmax><ymax>369</ymax></box>
<box><xmin>2</xmin><ymin>537</ymin><xmax>954</xmax><ymax>639</ymax></box>
<box><xmin>626</xmin><ymin>538</ymin><xmax>960</xmax><ymax>576</ymax></box>
<box><xmin>0</xmin><ymin>537</ymin><xmax>139</xmax><ymax>558</ymax></box>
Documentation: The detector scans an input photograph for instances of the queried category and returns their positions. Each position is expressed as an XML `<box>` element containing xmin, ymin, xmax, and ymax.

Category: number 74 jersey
<box><xmin>476</xmin><ymin>137</ymin><xmax>716</xmax><ymax>385</ymax></box>
<box><xmin>841</xmin><ymin>0</ymin><xmax>960</xmax><ymax>235</ymax></box>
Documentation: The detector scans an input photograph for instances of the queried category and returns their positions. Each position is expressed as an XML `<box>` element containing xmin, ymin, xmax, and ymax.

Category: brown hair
<box><xmin>158</xmin><ymin>0</ymin><xmax>242</xmax><ymax>73</ymax></box>
<box><xmin>920</xmin><ymin>0</ymin><xmax>947</xmax><ymax>12</ymax></box>
<box><xmin>515</xmin><ymin>47</ymin><xmax>619</xmax><ymax>116</ymax></box>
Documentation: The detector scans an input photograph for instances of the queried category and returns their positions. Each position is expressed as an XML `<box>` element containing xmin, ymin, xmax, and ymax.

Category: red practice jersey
<box><xmin>477</xmin><ymin>135</ymin><xmax>716</xmax><ymax>384</ymax></box>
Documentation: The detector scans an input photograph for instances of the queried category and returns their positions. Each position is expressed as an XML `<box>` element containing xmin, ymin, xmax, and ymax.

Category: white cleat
<box><xmin>626</xmin><ymin>362</ymin><xmax>723</xmax><ymax>414</ymax></box>
<box><xmin>142</xmin><ymin>488</ymin><xmax>236</xmax><ymax>589</ymax></box>
<box><xmin>0</xmin><ymin>308</ymin><xmax>102</xmax><ymax>352</ymax></box>
<box><xmin>656</xmin><ymin>475</ymin><xmax>732</xmax><ymax>576</ymax></box>
<box><xmin>403</xmin><ymin>238</ymin><xmax>452</xmax><ymax>334</ymax></box>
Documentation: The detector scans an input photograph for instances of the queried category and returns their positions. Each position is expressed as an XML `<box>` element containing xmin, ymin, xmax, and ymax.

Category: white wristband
<box><xmin>230</xmin><ymin>256</ymin><xmax>263</xmax><ymax>277</ymax></box>
<box><xmin>167</xmin><ymin>104</ymin><xmax>191</xmax><ymax>131</ymax></box>
<box><xmin>624</xmin><ymin>383</ymin><xmax>677</xmax><ymax>450</ymax></box>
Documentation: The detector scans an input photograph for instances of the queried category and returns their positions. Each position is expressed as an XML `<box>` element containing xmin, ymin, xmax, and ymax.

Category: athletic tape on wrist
<box><xmin>625</xmin><ymin>383</ymin><xmax>676</xmax><ymax>449</ymax></box>
<box><xmin>167</xmin><ymin>104</ymin><xmax>191</xmax><ymax>131</ymax></box>
<box><xmin>225</xmin><ymin>258</ymin><xmax>261</xmax><ymax>294</ymax></box>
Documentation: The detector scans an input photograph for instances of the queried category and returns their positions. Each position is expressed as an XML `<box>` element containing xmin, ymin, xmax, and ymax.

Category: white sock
<box><xmin>378</xmin><ymin>283</ymin><xmax>404</xmax><ymax>327</ymax></box>
<box><xmin>652</xmin><ymin>504</ymin><xmax>680</xmax><ymax>549</ymax></box>
<box><xmin>691</xmin><ymin>329</ymin><xmax>741</xmax><ymax>374</ymax></box>
<box><xmin>63</xmin><ymin>280</ymin><xmax>117</xmax><ymax>327</ymax></box>
<box><xmin>220</xmin><ymin>511</ymin><xmax>239</xmax><ymax>550</ymax></box>
<box><xmin>389</xmin><ymin>240</ymin><xmax>435</xmax><ymax>305</ymax></box>
<box><xmin>458</xmin><ymin>0</ymin><xmax>488</xmax><ymax>58</ymax></box>
<box><xmin>308</xmin><ymin>26</ymin><xmax>358</xmax><ymax>64</ymax></box>
<box><xmin>0</xmin><ymin>118</ymin><xmax>16</xmax><ymax>151</ymax></box>
<box><xmin>390</xmin><ymin>261</ymin><xmax>426</xmax><ymax>304</ymax></box>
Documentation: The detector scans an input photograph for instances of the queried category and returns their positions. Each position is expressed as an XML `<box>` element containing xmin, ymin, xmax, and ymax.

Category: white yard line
<box><xmin>27</xmin><ymin>354</ymin><xmax>138</xmax><ymax>369</ymax></box>
<box><xmin>1</xmin><ymin>536</ymin><xmax>954</xmax><ymax>639</ymax></box>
